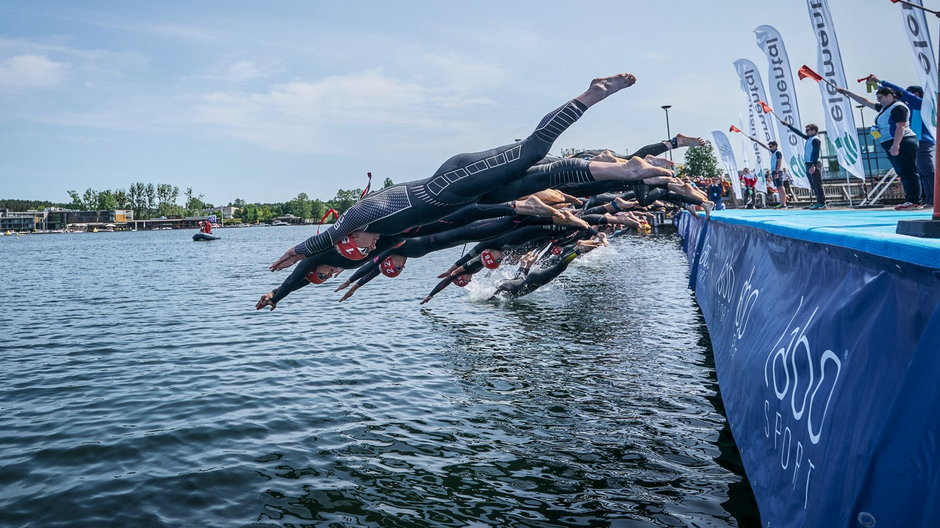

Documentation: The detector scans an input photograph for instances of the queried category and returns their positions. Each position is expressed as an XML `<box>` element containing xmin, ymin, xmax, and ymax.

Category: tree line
<box><xmin>2</xmin><ymin>178</ymin><xmax>395</xmax><ymax>223</ymax></box>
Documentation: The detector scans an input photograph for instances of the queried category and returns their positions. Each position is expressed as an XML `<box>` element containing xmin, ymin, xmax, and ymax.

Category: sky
<box><xmin>1</xmin><ymin>0</ymin><xmax>936</xmax><ymax>206</ymax></box>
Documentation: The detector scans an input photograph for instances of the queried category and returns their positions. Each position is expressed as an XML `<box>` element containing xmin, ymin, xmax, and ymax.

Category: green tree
<box><xmin>82</xmin><ymin>188</ymin><xmax>98</xmax><ymax>210</ymax></box>
<box><xmin>683</xmin><ymin>142</ymin><xmax>722</xmax><ymax>180</ymax></box>
<box><xmin>96</xmin><ymin>189</ymin><xmax>117</xmax><ymax>211</ymax></box>
<box><xmin>287</xmin><ymin>192</ymin><xmax>312</xmax><ymax>219</ymax></box>
<box><xmin>144</xmin><ymin>184</ymin><xmax>156</xmax><ymax>215</ymax></box>
<box><xmin>66</xmin><ymin>190</ymin><xmax>83</xmax><ymax>209</ymax></box>
<box><xmin>383</xmin><ymin>178</ymin><xmax>394</xmax><ymax>188</ymax></box>
<box><xmin>113</xmin><ymin>189</ymin><xmax>129</xmax><ymax>210</ymax></box>
<box><xmin>326</xmin><ymin>188</ymin><xmax>362</xmax><ymax>215</ymax></box>
<box><xmin>128</xmin><ymin>182</ymin><xmax>146</xmax><ymax>219</ymax></box>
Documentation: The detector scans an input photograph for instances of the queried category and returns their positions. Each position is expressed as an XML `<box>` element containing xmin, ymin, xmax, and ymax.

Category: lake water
<box><xmin>0</xmin><ymin>227</ymin><xmax>759</xmax><ymax>527</ymax></box>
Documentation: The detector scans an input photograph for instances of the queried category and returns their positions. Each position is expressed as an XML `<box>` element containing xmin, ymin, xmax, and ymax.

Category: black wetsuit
<box><xmin>268</xmin><ymin>238</ymin><xmax>400</xmax><ymax>304</ymax></box>
<box><xmin>344</xmin><ymin>215</ymin><xmax>557</xmax><ymax>286</ymax></box>
<box><xmin>450</xmin><ymin>224</ymin><xmax>575</xmax><ymax>270</ymax></box>
<box><xmin>493</xmin><ymin>245</ymin><xmax>583</xmax><ymax>299</ymax></box>
<box><xmin>292</xmin><ymin>99</ymin><xmax>590</xmax><ymax>256</ymax></box>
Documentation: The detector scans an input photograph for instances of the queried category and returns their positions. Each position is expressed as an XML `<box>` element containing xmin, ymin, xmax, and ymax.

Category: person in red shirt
<box><xmin>201</xmin><ymin>221</ymin><xmax>213</xmax><ymax>234</ymax></box>
<box><xmin>741</xmin><ymin>168</ymin><xmax>757</xmax><ymax>208</ymax></box>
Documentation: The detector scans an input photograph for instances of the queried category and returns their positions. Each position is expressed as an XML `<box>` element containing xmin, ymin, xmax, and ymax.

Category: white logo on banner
<box><xmin>762</xmin><ymin>296</ymin><xmax>843</xmax><ymax>509</ymax></box>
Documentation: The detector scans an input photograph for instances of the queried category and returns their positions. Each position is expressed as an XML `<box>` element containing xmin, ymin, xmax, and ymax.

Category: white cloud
<box><xmin>0</xmin><ymin>54</ymin><xmax>69</xmax><ymax>88</ymax></box>
<box><xmin>223</xmin><ymin>60</ymin><xmax>266</xmax><ymax>82</ymax></box>
<box><xmin>191</xmin><ymin>69</ymin><xmax>494</xmax><ymax>152</ymax></box>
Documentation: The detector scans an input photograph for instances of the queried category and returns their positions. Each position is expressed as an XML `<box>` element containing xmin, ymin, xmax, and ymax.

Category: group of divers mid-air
<box><xmin>255</xmin><ymin>73</ymin><xmax>714</xmax><ymax>310</ymax></box>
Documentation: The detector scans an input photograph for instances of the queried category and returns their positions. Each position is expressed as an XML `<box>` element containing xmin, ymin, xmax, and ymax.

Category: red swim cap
<box><xmin>480</xmin><ymin>250</ymin><xmax>501</xmax><ymax>269</ymax></box>
<box><xmin>380</xmin><ymin>256</ymin><xmax>402</xmax><ymax>277</ymax></box>
<box><xmin>306</xmin><ymin>271</ymin><xmax>327</xmax><ymax>284</ymax></box>
<box><xmin>453</xmin><ymin>274</ymin><xmax>471</xmax><ymax>287</ymax></box>
<box><xmin>336</xmin><ymin>236</ymin><xmax>368</xmax><ymax>260</ymax></box>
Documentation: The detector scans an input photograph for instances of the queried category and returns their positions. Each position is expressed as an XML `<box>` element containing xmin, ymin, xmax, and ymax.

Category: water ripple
<box><xmin>0</xmin><ymin>229</ymin><xmax>758</xmax><ymax>527</ymax></box>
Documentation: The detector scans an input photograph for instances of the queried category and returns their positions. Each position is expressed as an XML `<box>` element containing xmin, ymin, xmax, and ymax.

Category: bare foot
<box><xmin>643</xmin><ymin>155</ymin><xmax>676</xmax><ymax>169</ymax></box>
<box><xmin>553</xmin><ymin>209</ymin><xmax>590</xmax><ymax>229</ymax></box>
<box><xmin>529</xmin><ymin>189</ymin><xmax>567</xmax><ymax>206</ymax></box>
<box><xmin>255</xmin><ymin>292</ymin><xmax>277</xmax><ymax>311</ymax></box>
<box><xmin>668</xmin><ymin>181</ymin><xmax>708</xmax><ymax>203</ymax></box>
<box><xmin>590</xmin><ymin>150</ymin><xmax>623</xmax><ymax>163</ymax></box>
<box><xmin>702</xmin><ymin>200</ymin><xmax>714</xmax><ymax>219</ymax></box>
<box><xmin>674</xmin><ymin>134</ymin><xmax>707</xmax><ymax>148</ymax></box>
<box><xmin>642</xmin><ymin>175</ymin><xmax>676</xmax><ymax>186</ymax></box>
<box><xmin>514</xmin><ymin>195</ymin><xmax>565</xmax><ymax>221</ymax></box>
<box><xmin>623</xmin><ymin>156</ymin><xmax>673</xmax><ymax>180</ymax></box>
<box><xmin>576</xmin><ymin>73</ymin><xmax>637</xmax><ymax>107</ymax></box>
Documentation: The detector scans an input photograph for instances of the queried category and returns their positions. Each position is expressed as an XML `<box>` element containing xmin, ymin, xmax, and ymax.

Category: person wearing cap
<box><xmin>268</xmin><ymin>73</ymin><xmax>675</xmax><ymax>273</ymax></box>
<box><xmin>838</xmin><ymin>84</ymin><xmax>922</xmax><ymax>210</ymax></box>
<box><xmin>867</xmin><ymin>76</ymin><xmax>934</xmax><ymax>206</ymax></box>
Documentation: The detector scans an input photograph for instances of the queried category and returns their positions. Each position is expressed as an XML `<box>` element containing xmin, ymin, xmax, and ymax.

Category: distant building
<box><xmin>817</xmin><ymin>127</ymin><xmax>892</xmax><ymax>181</ymax></box>
<box><xmin>0</xmin><ymin>209</ymin><xmax>135</xmax><ymax>231</ymax></box>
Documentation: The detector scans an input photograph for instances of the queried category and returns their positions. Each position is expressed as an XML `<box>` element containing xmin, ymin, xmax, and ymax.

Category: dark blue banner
<box><xmin>678</xmin><ymin>212</ymin><xmax>940</xmax><ymax>528</ymax></box>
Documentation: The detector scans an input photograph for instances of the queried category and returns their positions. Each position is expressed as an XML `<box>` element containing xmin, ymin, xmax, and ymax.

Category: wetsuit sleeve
<box><xmin>269</xmin><ymin>257</ymin><xmax>319</xmax><ymax>304</ymax></box>
<box><xmin>347</xmin><ymin>252</ymin><xmax>389</xmax><ymax>284</ymax></box>
<box><xmin>582</xmin><ymin>205</ymin><xmax>611</xmax><ymax>215</ymax></box>
<box><xmin>425</xmin><ymin>275</ymin><xmax>457</xmax><ymax>299</ymax></box>
<box><xmin>355</xmin><ymin>267</ymin><xmax>381</xmax><ymax>287</ymax></box>
<box><xmin>451</xmin><ymin>242</ymin><xmax>485</xmax><ymax>269</ymax></box>
<box><xmin>782</xmin><ymin>121</ymin><xmax>809</xmax><ymax>140</ymax></box>
<box><xmin>580</xmin><ymin>214</ymin><xmax>608</xmax><ymax>225</ymax></box>
<box><xmin>627</xmin><ymin>141</ymin><xmax>670</xmax><ymax>159</ymax></box>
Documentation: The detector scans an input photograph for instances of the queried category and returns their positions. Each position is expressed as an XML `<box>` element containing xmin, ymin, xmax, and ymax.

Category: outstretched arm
<box><xmin>339</xmin><ymin>267</ymin><xmax>381</xmax><ymax>302</ymax></box>
<box><xmin>835</xmin><ymin>86</ymin><xmax>876</xmax><ymax>110</ymax></box>
<box><xmin>257</xmin><ymin>257</ymin><xmax>320</xmax><ymax>309</ymax></box>
<box><xmin>421</xmin><ymin>275</ymin><xmax>456</xmax><ymax>305</ymax></box>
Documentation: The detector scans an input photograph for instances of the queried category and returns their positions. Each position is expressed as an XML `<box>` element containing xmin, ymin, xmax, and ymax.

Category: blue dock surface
<box><xmin>700</xmin><ymin>209</ymin><xmax>939</xmax><ymax>269</ymax></box>
<box><xmin>677</xmin><ymin>209</ymin><xmax>939</xmax><ymax>528</ymax></box>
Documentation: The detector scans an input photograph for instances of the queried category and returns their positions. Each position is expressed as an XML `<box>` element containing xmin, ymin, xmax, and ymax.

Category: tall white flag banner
<box><xmin>754</xmin><ymin>25</ymin><xmax>811</xmax><ymax>189</ymax></box>
<box><xmin>711</xmin><ymin>131</ymin><xmax>743</xmax><ymax>200</ymax></box>
<box><xmin>806</xmin><ymin>0</ymin><xmax>865</xmax><ymax>180</ymax></box>
<box><xmin>900</xmin><ymin>0</ymin><xmax>938</xmax><ymax>133</ymax></box>
<box><xmin>733</xmin><ymin>59</ymin><xmax>778</xmax><ymax>147</ymax></box>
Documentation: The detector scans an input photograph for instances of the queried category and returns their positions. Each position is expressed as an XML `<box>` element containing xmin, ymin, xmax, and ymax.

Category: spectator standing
<box><xmin>707</xmin><ymin>178</ymin><xmax>725</xmax><ymax>210</ymax></box>
<box><xmin>838</xmin><ymin>85</ymin><xmax>922</xmax><ymax>210</ymax></box>
<box><xmin>768</xmin><ymin>141</ymin><xmax>788</xmax><ymax>208</ymax></box>
<box><xmin>873</xmin><ymin>77</ymin><xmax>934</xmax><ymax>206</ymax></box>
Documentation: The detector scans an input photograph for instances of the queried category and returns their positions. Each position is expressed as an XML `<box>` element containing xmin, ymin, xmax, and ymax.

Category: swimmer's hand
<box><xmin>334</xmin><ymin>280</ymin><xmax>351</xmax><ymax>292</ymax></box>
<box><xmin>338</xmin><ymin>283</ymin><xmax>360</xmax><ymax>302</ymax></box>
<box><xmin>255</xmin><ymin>292</ymin><xmax>277</xmax><ymax>311</ymax></box>
<box><xmin>269</xmin><ymin>246</ymin><xmax>305</xmax><ymax>271</ymax></box>
<box><xmin>419</xmin><ymin>294</ymin><xmax>433</xmax><ymax>305</ymax></box>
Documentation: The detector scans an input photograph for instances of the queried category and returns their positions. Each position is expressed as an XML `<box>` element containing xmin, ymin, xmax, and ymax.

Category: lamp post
<box><xmin>661</xmin><ymin>105</ymin><xmax>673</xmax><ymax>161</ymax></box>
<box><xmin>891</xmin><ymin>0</ymin><xmax>940</xmax><ymax>237</ymax></box>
